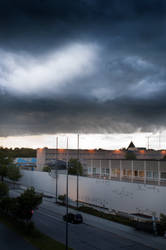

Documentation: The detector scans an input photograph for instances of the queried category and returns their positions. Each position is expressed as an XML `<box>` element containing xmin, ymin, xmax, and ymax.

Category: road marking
<box><xmin>37</xmin><ymin>210</ymin><xmax>63</xmax><ymax>223</ymax></box>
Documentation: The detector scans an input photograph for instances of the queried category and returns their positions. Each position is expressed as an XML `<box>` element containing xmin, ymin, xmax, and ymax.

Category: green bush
<box><xmin>58</xmin><ymin>194</ymin><xmax>66</xmax><ymax>204</ymax></box>
<box><xmin>78</xmin><ymin>206</ymin><xmax>135</xmax><ymax>227</ymax></box>
<box><xmin>43</xmin><ymin>166</ymin><xmax>51</xmax><ymax>172</ymax></box>
<box><xmin>68</xmin><ymin>158</ymin><xmax>83</xmax><ymax>176</ymax></box>
<box><xmin>7</xmin><ymin>164</ymin><xmax>22</xmax><ymax>182</ymax></box>
<box><xmin>0</xmin><ymin>188</ymin><xmax>43</xmax><ymax>224</ymax></box>
<box><xmin>16</xmin><ymin>187</ymin><xmax>43</xmax><ymax>222</ymax></box>
<box><xmin>159</xmin><ymin>213</ymin><xmax>166</xmax><ymax>234</ymax></box>
<box><xmin>0</xmin><ymin>182</ymin><xmax>9</xmax><ymax>198</ymax></box>
<box><xmin>0</xmin><ymin>166</ymin><xmax>8</xmax><ymax>182</ymax></box>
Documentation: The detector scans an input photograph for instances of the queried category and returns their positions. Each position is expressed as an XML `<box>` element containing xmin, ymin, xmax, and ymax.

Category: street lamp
<box><xmin>76</xmin><ymin>134</ymin><xmax>79</xmax><ymax>209</ymax></box>
<box><xmin>48</xmin><ymin>159</ymin><xmax>66</xmax><ymax>203</ymax></box>
<box><xmin>65</xmin><ymin>137</ymin><xmax>69</xmax><ymax>250</ymax></box>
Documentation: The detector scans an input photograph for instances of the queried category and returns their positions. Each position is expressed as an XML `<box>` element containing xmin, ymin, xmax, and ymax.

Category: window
<box><xmin>123</xmin><ymin>169</ymin><xmax>127</xmax><ymax>176</ymax></box>
<box><xmin>153</xmin><ymin>171</ymin><xmax>158</xmax><ymax>179</ymax></box>
<box><xmin>127</xmin><ymin>170</ymin><xmax>132</xmax><ymax>176</ymax></box>
<box><xmin>106</xmin><ymin>168</ymin><xmax>109</xmax><ymax>175</ymax></box>
<box><xmin>111</xmin><ymin>169</ymin><xmax>117</xmax><ymax>177</ymax></box>
<box><xmin>134</xmin><ymin>170</ymin><xmax>138</xmax><ymax>177</ymax></box>
<box><xmin>147</xmin><ymin>171</ymin><xmax>153</xmax><ymax>179</ymax></box>
<box><xmin>139</xmin><ymin>171</ymin><xmax>144</xmax><ymax>177</ymax></box>
<box><xmin>93</xmin><ymin>168</ymin><xmax>96</xmax><ymax>174</ymax></box>
<box><xmin>88</xmin><ymin>168</ymin><xmax>92</xmax><ymax>174</ymax></box>
<box><xmin>161</xmin><ymin>172</ymin><xmax>166</xmax><ymax>179</ymax></box>
<box><xmin>96</xmin><ymin>168</ymin><xmax>100</xmax><ymax>174</ymax></box>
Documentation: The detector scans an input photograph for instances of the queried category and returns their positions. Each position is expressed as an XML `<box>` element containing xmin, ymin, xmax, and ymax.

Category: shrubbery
<box><xmin>159</xmin><ymin>213</ymin><xmax>166</xmax><ymax>235</ymax></box>
<box><xmin>43</xmin><ymin>166</ymin><xmax>51</xmax><ymax>172</ymax></box>
<box><xmin>0</xmin><ymin>182</ymin><xmax>9</xmax><ymax>198</ymax></box>
<box><xmin>78</xmin><ymin>206</ymin><xmax>135</xmax><ymax>227</ymax></box>
<box><xmin>0</xmin><ymin>188</ymin><xmax>43</xmax><ymax>223</ymax></box>
<box><xmin>58</xmin><ymin>194</ymin><xmax>66</xmax><ymax>204</ymax></box>
<box><xmin>68</xmin><ymin>158</ymin><xmax>83</xmax><ymax>176</ymax></box>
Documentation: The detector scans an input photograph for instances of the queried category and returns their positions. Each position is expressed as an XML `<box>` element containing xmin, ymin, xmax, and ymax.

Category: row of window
<box><xmin>86</xmin><ymin>168</ymin><xmax>166</xmax><ymax>179</ymax></box>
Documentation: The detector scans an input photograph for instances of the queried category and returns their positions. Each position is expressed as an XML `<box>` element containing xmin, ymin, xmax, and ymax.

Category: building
<box><xmin>37</xmin><ymin>142</ymin><xmax>166</xmax><ymax>170</ymax></box>
<box><xmin>14</xmin><ymin>157</ymin><xmax>36</xmax><ymax>170</ymax></box>
<box><xmin>36</xmin><ymin>143</ymin><xmax>166</xmax><ymax>186</ymax></box>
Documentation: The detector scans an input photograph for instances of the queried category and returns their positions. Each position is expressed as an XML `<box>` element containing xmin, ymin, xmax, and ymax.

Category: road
<box><xmin>32</xmin><ymin>200</ymin><xmax>153</xmax><ymax>250</ymax></box>
<box><xmin>9</xmin><ymin>189</ymin><xmax>156</xmax><ymax>250</ymax></box>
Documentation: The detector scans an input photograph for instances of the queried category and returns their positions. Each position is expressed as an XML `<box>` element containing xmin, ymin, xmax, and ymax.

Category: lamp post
<box><xmin>76</xmin><ymin>134</ymin><xmax>79</xmax><ymax>209</ymax></box>
<box><xmin>65</xmin><ymin>137</ymin><xmax>69</xmax><ymax>250</ymax></box>
<box><xmin>56</xmin><ymin>137</ymin><xmax>58</xmax><ymax>203</ymax></box>
<box><xmin>48</xmin><ymin>159</ymin><xmax>66</xmax><ymax>203</ymax></box>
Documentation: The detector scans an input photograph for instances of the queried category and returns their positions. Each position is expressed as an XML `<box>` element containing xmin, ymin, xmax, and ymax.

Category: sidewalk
<box><xmin>0</xmin><ymin>222</ymin><xmax>36</xmax><ymax>250</ymax></box>
<box><xmin>42</xmin><ymin>199</ymin><xmax>166</xmax><ymax>250</ymax></box>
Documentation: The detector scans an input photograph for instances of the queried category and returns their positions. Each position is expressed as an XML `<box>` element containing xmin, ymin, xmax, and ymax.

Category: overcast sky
<box><xmin>0</xmin><ymin>0</ymin><xmax>166</xmax><ymax>148</ymax></box>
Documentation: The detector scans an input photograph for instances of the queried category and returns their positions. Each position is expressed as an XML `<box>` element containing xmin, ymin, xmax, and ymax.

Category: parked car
<box><xmin>63</xmin><ymin>213</ymin><xmax>83</xmax><ymax>224</ymax></box>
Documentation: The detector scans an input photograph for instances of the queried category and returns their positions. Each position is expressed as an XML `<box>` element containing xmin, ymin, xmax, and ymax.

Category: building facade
<box><xmin>36</xmin><ymin>146</ymin><xmax>166</xmax><ymax>186</ymax></box>
<box><xmin>14</xmin><ymin>157</ymin><xmax>36</xmax><ymax>170</ymax></box>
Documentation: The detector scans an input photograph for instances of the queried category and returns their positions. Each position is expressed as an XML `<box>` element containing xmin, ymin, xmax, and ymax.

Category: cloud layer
<box><xmin>0</xmin><ymin>0</ymin><xmax>166</xmax><ymax>136</ymax></box>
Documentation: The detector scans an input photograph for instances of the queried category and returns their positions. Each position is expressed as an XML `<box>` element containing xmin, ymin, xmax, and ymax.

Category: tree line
<box><xmin>0</xmin><ymin>150</ymin><xmax>42</xmax><ymax>224</ymax></box>
<box><xmin>0</xmin><ymin>147</ymin><xmax>36</xmax><ymax>158</ymax></box>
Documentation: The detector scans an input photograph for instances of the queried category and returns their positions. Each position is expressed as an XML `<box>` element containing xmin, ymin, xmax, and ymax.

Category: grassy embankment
<box><xmin>0</xmin><ymin>215</ymin><xmax>72</xmax><ymax>250</ymax></box>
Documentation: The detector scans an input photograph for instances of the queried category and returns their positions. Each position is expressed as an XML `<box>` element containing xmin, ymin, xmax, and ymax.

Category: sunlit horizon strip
<box><xmin>0</xmin><ymin>132</ymin><xmax>166</xmax><ymax>150</ymax></box>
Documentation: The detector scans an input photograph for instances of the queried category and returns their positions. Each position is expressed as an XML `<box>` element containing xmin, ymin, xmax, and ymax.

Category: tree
<box><xmin>0</xmin><ymin>152</ymin><xmax>12</xmax><ymax>181</ymax></box>
<box><xmin>0</xmin><ymin>165</ymin><xmax>8</xmax><ymax>182</ymax></box>
<box><xmin>18</xmin><ymin>187</ymin><xmax>43</xmax><ymax>211</ymax></box>
<box><xmin>0</xmin><ymin>147</ymin><xmax>36</xmax><ymax>158</ymax></box>
<box><xmin>7</xmin><ymin>164</ymin><xmax>22</xmax><ymax>182</ymax></box>
<box><xmin>160</xmin><ymin>213</ymin><xmax>166</xmax><ymax>234</ymax></box>
<box><xmin>43</xmin><ymin>166</ymin><xmax>51</xmax><ymax>172</ymax></box>
<box><xmin>0</xmin><ymin>182</ymin><xmax>9</xmax><ymax>198</ymax></box>
<box><xmin>58</xmin><ymin>194</ymin><xmax>66</xmax><ymax>204</ymax></box>
<box><xmin>125</xmin><ymin>151</ymin><xmax>136</xmax><ymax>160</ymax></box>
<box><xmin>68</xmin><ymin>158</ymin><xmax>83</xmax><ymax>176</ymax></box>
<box><xmin>16</xmin><ymin>187</ymin><xmax>43</xmax><ymax>222</ymax></box>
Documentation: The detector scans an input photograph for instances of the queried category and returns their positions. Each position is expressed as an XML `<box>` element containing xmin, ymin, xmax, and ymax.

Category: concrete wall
<box><xmin>20</xmin><ymin>170</ymin><xmax>166</xmax><ymax>217</ymax></box>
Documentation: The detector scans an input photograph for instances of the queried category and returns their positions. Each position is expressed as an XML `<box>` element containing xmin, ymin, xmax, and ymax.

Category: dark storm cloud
<box><xmin>0</xmin><ymin>0</ymin><xmax>166</xmax><ymax>136</ymax></box>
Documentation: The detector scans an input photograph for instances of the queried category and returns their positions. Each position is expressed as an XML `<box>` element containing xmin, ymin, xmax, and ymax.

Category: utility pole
<box><xmin>159</xmin><ymin>132</ymin><xmax>161</xmax><ymax>150</ymax></box>
<box><xmin>147</xmin><ymin>136</ymin><xmax>149</xmax><ymax>150</ymax></box>
<box><xmin>77</xmin><ymin>133</ymin><xmax>79</xmax><ymax>209</ymax></box>
<box><xmin>65</xmin><ymin>137</ymin><xmax>69</xmax><ymax>250</ymax></box>
<box><xmin>55</xmin><ymin>136</ymin><xmax>58</xmax><ymax>203</ymax></box>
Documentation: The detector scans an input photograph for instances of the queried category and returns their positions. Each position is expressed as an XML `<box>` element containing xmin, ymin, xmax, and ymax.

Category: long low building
<box><xmin>37</xmin><ymin>142</ymin><xmax>166</xmax><ymax>170</ymax></box>
<box><xmin>36</xmin><ymin>146</ymin><xmax>166</xmax><ymax>186</ymax></box>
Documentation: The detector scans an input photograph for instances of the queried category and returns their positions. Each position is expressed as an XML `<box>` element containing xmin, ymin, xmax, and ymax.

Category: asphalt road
<box><xmin>9</xmin><ymin>189</ymin><xmax>156</xmax><ymax>250</ymax></box>
<box><xmin>33</xmin><ymin>204</ymin><xmax>153</xmax><ymax>250</ymax></box>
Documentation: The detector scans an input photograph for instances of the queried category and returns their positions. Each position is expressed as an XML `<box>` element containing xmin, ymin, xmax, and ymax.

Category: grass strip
<box><xmin>0</xmin><ymin>215</ymin><xmax>72</xmax><ymax>250</ymax></box>
<box><xmin>57</xmin><ymin>201</ymin><xmax>135</xmax><ymax>227</ymax></box>
<box><xmin>78</xmin><ymin>206</ymin><xmax>135</xmax><ymax>227</ymax></box>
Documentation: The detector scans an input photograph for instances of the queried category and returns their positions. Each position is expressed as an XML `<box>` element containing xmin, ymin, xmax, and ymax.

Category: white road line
<box><xmin>36</xmin><ymin>210</ymin><xmax>63</xmax><ymax>223</ymax></box>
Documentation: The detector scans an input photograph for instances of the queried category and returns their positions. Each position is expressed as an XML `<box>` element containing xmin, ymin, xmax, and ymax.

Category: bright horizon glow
<box><xmin>0</xmin><ymin>132</ymin><xmax>166</xmax><ymax>150</ymax></box>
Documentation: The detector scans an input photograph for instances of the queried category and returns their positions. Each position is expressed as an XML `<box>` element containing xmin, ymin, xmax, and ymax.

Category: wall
<box><xmin>20</xmin><ymin>170</ymin><xmax>166</xmax><ymax>217</ymax></box>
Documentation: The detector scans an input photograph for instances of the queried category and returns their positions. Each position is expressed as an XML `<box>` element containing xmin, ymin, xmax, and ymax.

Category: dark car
<box><xmin>63</xmin><ymin>213</ymin><xmax>83</xmax><ymax>224</ymax></box>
